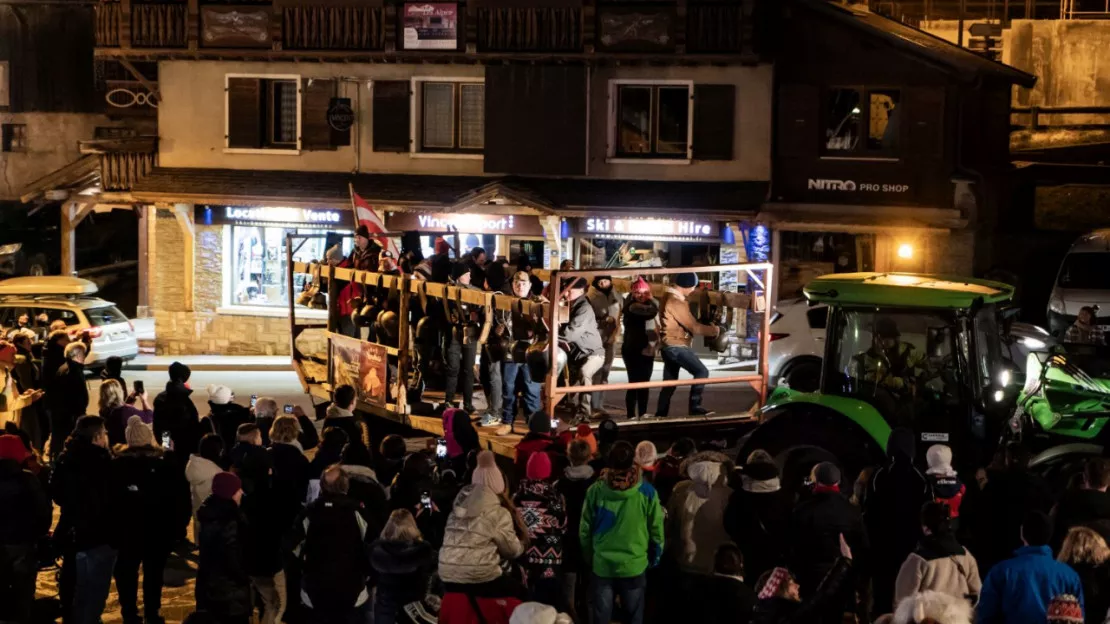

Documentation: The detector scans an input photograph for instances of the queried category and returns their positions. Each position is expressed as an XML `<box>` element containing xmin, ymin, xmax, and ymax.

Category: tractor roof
<box><xmin>803</xmin><ymin>273</ymin><xmax>1015</xmax><ymax>309</ymax></box>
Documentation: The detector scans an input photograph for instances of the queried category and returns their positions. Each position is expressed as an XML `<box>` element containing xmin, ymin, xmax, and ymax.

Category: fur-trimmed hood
<box><xmin>679</xmin><ymin>451</ymin><xmax>733</xmax><ymax>480</ymax></box>
<box><xmin>892</xmin><ymin>590</ymin><xmax>973</xmax><ymax>624</ymax></box>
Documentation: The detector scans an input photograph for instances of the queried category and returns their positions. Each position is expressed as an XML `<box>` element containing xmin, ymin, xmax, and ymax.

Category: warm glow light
<box><xmin>897</xmin><ymin>243</ymin><xmax>914</xmax><ymax>259</ymax></box>
<box><xmin>851</xmin><ymin>107</ymin><xmax>861</xmax><ymax>114</ymax></box>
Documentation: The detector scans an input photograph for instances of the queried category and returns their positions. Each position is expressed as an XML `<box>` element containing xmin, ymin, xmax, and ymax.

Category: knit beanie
<box><xmin>631</xmin><ymin>277</ymin><xmax>651</xmax><ymax>293</ymax></box>
<box><xmin>1047</xmin><ymin>595</ymin><xmax>1084</xmax><ymax>624</ymax></box>
<box><xmin>471</xmin><ymin>450</ymin><xmax>506</xmax><ymax>495</ymax></box>
<box><xmin>814</xmin><ymin>461</ymin><xmax>841</xmax><ymax>486</ymax></box>
<box><xmin>526</xmin><ymin>450</ymin><xmax>552</xmax><ymax>481</ymax></box>
<box><xmin>207</xmin><ymin>384</ymin><xmax>232</xmax><ymax>405</ymax></box>
<box><xmin>575</xmin><ymin>423</ymin><xmax>598</xmax><ymax>455</ymax></box>
<box><xmin>529</xmin><ymin>411</ymin><xmax>552</xmax><ymax>435</ymax></box>
<box><xmin>486</xmin><ymin>262</ymin><xmax>507</xmax><ymax>292</ymax></box>
<box><xmin>0</xmin><ymin>434</ymin><xmax>29</xmax><ymax>463</ymax></box>
<box><xmin>211</xmin><ymin>472</ymin><xmax>242</xmax><ymax>501</ymax></box>
<box><xmin>635</xmin><ymin>440</ymin><xmax>657</xmax><ymax>469</ymax></box>
<box><xmin>125</xmin><ymin>415</ymin><xmax>155</xmax><ymax>447</ymax></box>
<box><xmin>675</xmin><ymin>272</ymin><xmax>698</xmax><ymax>288</ymax></box>
<box><xmin>169</xmin><ymin>361</ymin><xmax>191</xmax><ymax>384</ymax></box>
<box><xmin>925</xmin><ymin>444</ymin><xmax>956</xmax><ymax>477</ymax></box>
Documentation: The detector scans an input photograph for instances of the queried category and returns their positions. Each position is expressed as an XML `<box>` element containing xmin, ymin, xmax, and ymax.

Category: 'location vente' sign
<box><xmin>580</xmin><ymin>217</ymin><xmax>719</xmax><ymax>238</ymax></box>
<box><xmin>198</xmin><ymin>205</ymin><xmax>355</xmax><ymax>227</ymax></box>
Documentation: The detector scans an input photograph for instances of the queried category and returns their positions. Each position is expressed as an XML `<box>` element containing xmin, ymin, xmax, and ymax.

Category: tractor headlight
<box><xmin>993</xmin><ymin>389</ymin><xmax>1005</xmax><ymax>403</ymax></box>
<box><xmin>999</xmin><ymin>369</ymin><xmax>1012</xmax><ymax>387</ymax></box>
<box><xmin>1021</xmin><ymin>337</ymin><xmax>1047</xmax><ymax>350</ymax></box>
<box><xmin>1023</xmin><ymin>353</ymin><xmax>1042</xmax><ymax>395</ymax></box>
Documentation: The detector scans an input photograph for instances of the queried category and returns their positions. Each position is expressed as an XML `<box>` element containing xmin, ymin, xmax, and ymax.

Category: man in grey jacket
<box><xmin>561</xmin><ymin>277</ymin><xmax>604</xmax><ymax>423</ymax></box>
<box><xmin>587</xmin><ymin>276</ymin><xmax>622</xmax><ymax>417</ymax></box>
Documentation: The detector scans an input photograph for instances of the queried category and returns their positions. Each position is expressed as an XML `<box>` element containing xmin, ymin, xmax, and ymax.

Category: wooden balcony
<box><xmin>92</xmin><ymin>0</ymin><xmax>764</xmax><ymax>62</ymax></box>
<box><xmin>79</xmin><ymin>137</ymin><xmax>159</xmax><ymax>193</ymax></box>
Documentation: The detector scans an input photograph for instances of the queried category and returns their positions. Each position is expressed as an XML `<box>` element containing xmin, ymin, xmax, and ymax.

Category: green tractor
<box><xmin>743</xmin><ymin>272</ymin><xmax>1108</xmax><ymax>489</ymax></box>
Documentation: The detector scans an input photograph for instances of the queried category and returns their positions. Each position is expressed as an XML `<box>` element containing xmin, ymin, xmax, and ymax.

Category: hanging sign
<box><xmin>327</xmin><ymin>98</ymin><xmax>355</xmax><ymax>132</ymax></box>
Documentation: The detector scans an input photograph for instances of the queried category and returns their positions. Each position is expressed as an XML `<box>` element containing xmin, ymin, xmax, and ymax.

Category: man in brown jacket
<box><xmin>655</xmin><ymin>273</ymin><xmax>719</xmax><ymax>417</ymax></box>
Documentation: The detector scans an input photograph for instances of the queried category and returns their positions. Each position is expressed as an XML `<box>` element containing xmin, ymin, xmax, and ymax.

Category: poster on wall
<box><xmin>402</xmin><ymin>3</ymin><xmax>458</xmax><ymax>50</ymax></box>
<box><xmin>330</xmin><ymin>334</ymin><xmax>362</xmax><ymax>393</ymax></box>
<box><xmin>359</xmin><ymin>342</ymin><xmax>388</xmax><ymax>407</ymax></box>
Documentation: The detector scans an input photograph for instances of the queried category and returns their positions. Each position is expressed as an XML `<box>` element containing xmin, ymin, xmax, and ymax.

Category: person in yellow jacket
<box><xmin>853</xmin><ymin>317</ymin><xmax>924</xmax><ymax>396</ymax></box>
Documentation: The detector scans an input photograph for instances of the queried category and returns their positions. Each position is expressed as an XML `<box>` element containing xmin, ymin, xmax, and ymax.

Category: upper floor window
<box><xmin>417</xmin><ymin>80</ymin><xmax>484</xmax><ymax>154</ymax></box>
<box><xmin>226</xmin><ymin>75</ymin><xmax>301</xmax><ymax>152</ymax></box>
<box><xmin>614</xmin><ymin>83</ymin><xmax>691</xmax><ymax>159</ymax></box>
<box><xmin>824</xmin><ymin>87</ymin><xmax>901</xmax><ymax>156</ymax></box>
<box><xmin>2</xmin><ymin>124</ymin><xmax>26</xmax><ymax>152</ymax></box>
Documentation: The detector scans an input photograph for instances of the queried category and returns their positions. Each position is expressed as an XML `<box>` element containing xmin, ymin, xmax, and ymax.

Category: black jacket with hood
<box><xmin>0</xmin><ymin>458</ymin><xmax>51</xmax><ymax>545</ymax></box>
<box><xmin>51</xmin><ymin>437</ymin><xmax>116</xmax><ymax>550</ymax></box>
<box><xmin>153</xmin><ymin>376</ymin><xmax>202</xmax><ymax>459</ymax></box>
<box><xmin>111</xmin><ymin>445</ymin><xmax>190</xmax><ymax>548</ymax></box>
<box><xmin>196</xmin><ymin>495</ymin><xmax>251</xmax><ymax>617</ymax></box>
<box><xmin>285</xmin><ymin>493</ymin><xmax>374</xmax><ymax>614</ymax></box>
<box><xmin>370</xmin><ymin>538</ymin><xmax>436</xmax><ymax>624</ymax></box>
<box><xmin>203</xmin><ymin>401</ymin><xmax>253</xmax><ymax>456</ymax></box>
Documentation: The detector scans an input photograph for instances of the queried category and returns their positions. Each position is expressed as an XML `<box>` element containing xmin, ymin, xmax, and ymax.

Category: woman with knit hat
<box><xmin>111</xmin><ymin>415</ymin><xmax>187</xmax><ymax>624</ymax></box>
<box><xmin>621</xmin><ymin>277</ymin><xmax>660</xmax><ymax>419</ymax></box>
<box><xmin>514</xmin><ymin>451</ymin><xmax>568</xmax><ymax>609</ymax></box>
<box><xmin>438</xmin><ymin>451</ymin><xmax>528</xmax><ymax>623</ymax></box>
<box><xmin>196</xmin><ymin>472</ymin><xmax>251</xmax><ymax>623</ymax></box>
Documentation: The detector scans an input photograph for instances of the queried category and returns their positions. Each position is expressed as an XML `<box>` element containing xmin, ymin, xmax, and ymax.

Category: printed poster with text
<box><xmin>360</xmin><ymin>342</ymin><xmax>388</xmax><ymax>407</ymax></box>
<box><xmin>331</xmin><ymin>334</ymin><xmax>362</xmax><ymax>393</ymax></box>
<box><xmin>403</xmin><ymin>3</ymin><xmax>457</xmax><ymax>49</ymax></box>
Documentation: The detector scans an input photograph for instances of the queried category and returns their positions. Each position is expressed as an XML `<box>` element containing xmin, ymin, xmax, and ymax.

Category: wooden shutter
<box><xmin>906</xmin><ymin>87</ymin><xmax>946</xmax><ymax>160</ymax></box>
<box><xmin>692</xmin><ymin>84</ymin><xmax>735</xmax><ymax>161</ymax></box>
<box><xmin>483</xmin><ymin>64</ymin><xmax>587</xmax><ymax>175</ymax></box>
<box><xmin>776</xmin><ymin>84</ymin><xmax>819</xmax><ymax>159</ymax></box>
<box><xmin>226</xmin><ymin>77</ymin><xmax>262</xmax><ymax>149</ymax></box>
<box><xmin>301</xmin><ymin>78</ymin><xmax>335</xmax><ymax>150</ymax></box>
<box><xmin>372</xmin><ymin>81</ymin><xmax>410</xmax><ymax>152</ymax></box>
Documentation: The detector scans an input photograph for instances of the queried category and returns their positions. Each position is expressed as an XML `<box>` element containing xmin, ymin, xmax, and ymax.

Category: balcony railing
<box><xmin>93</xmin><ymin>0</ymin><xmax>760</xmax><ymax>59</ymax></box>
<box><xmin>79</xmin><ymin>137</ymin><xmax>159</xmax><ymax>192</ymax></box>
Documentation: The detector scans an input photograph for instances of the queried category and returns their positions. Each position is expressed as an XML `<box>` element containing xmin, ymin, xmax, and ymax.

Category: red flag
<box><xmin>349</xmin><ymin>185</ymin><xmax>399</xmax><ymax>257</ymax></box>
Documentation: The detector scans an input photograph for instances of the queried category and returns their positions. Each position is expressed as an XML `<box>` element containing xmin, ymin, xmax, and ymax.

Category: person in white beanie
<box><xmin>924</xmin><ymin>444</ymin><xmax>966</xmax><ymax>526</ymax></box>
<box><xmin>201</xmin><ymin>384</ymin><xmax>251</xmax><ymax>460</ymax></box>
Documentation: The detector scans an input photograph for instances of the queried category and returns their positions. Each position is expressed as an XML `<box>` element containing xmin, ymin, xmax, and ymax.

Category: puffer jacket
<box><xmin>893</xmin><ymin>533</ymin><xmax>981</xmax><ymax>606</ymax></box>
<box><xmin>438</xmin><ymin>484</ymin><xmax>524</xmax><ymax>584</ymax></box>
<box><xmin>666</xmin><ymin>451</ymin><xmax>734</xmax><ymax>574</ymax></box>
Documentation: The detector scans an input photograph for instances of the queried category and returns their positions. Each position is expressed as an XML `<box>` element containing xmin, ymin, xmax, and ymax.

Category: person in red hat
<box><xmin>196</xmin><ymin>472</ymin><xmax>250</xmax><ymax>623</ymax></box>
<box><xmin>0</xmin><ymin>432</ymin><xmax>50</xmax><ymax>624</ymax></box>
<box><xmin>513</xmin><ymin>451</ymin><xmax>568</xmax><ymax>608</ymax></box>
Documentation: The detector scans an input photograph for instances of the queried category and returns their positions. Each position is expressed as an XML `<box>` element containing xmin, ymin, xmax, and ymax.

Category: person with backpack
<box><xmin>285</xmin><ymin>465</ymin><xmax>375</xmax><ymax>624</ymax></box>
<box><xmin>925</xmin><ymin>444</ymin><xmax>967</xmax><ymax>527</ymax></box>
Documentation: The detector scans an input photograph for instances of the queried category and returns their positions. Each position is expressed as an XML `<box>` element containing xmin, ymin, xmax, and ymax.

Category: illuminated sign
<box><xmin>807</xmin><ymin>179</ymin><xmax>910</xmax><ymax>193</ymax></box>
<box><xmin>196</xmin><ymin>205</ymin><xmax>355</xmax><ymax>227</ymax></box>
<box><xmin>579</xmin><ymin>217</ymin><xmax>719</xmax><ymax>238</ymax></box>
<box><xmin>387</xmin><ymin>212</ymin><xmax>544</xmax><ymax>236</ymax></box>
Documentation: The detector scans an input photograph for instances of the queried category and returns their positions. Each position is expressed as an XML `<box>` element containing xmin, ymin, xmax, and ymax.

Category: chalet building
<box><xmin>767</xmin><ymin>0</ymin><xmax>1035</xmax><ymax>299</ymax></box>
<box><xmin>13</xmin><ymin>0</ymin><xmax>1034</xmax><ymax>355</ymax></box>
<box><xmin>0</xmin><ymin>0</ymin><xmax>153</xmax><ymax>297</ymax></box>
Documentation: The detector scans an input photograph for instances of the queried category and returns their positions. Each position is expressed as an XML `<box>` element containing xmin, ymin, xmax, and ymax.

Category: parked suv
<box><xmin>1048</xmin><ymin>229</ymin><xmax>1110</xmax><ymax>336</ymax></box>
<box><xmin>768</xmin><ymin>298</ymin><xmax>828</xmax><ymax>392</ymax></box>
<box><xmin>0</xmin><ymin>276</ymin><xmax>139</xmax><ymax>368</ymax></box>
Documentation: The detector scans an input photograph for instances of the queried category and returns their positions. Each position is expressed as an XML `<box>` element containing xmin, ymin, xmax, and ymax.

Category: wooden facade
<box><xmin>92</xmin><ymin>0</ymin><xmax>766</xmax><ymax>61</ymax></box>
<box><xmin>0</xmin><ymin>4</ymin><xmax>102</xmax><ymax>113</ymax></box>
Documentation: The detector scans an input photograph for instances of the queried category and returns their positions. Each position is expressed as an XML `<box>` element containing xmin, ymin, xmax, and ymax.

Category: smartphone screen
<box><xmin>283</xmin><ymin>404</ymin><xmax>294</xmax><ymax>414</ymax></box>
<box><xmin>250</xmin><ymin>395</ymin><xmax>258</xmax><ymax>408</ymax></box>
<box><xmin>133</xmin><ymin>380</ymin><xmax>144</xmax><ymax>395</ymax></box>
<box><xmin>551</xmin><ymin>418</ymin><xmax>560</xmax><ymax>430</ymax></box>
<box><xmin>435</xmin><ymin>438</ymin><xmax>447</xmax><ymax>459</ymax></box>
<box><xmin>421</xmin><ymin>492</ymin><xmax>432</xmax><ymax>507</ymax></box>
<box><xmin>161</xmin><ymin>431</ymin><xmax>172</xmax><ymax>450</ymax></box>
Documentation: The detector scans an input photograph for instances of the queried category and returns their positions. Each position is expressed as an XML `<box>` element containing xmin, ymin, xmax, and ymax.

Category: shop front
<box><xmin>569</xmin><ymin>215</ymin><xmax>726</xmax><ymax>273</ymax></box>
<box><xmin>196</xmin><ymin>205</ymin><xmax>355</xmax><ymax>312</ymax></box>
<box><xmin>385</xmin><ymin>211</ymin><xmax>548</xmax><ymax>268</ymax></box>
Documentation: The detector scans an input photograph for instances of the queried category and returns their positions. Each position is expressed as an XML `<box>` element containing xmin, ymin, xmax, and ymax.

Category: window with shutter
<box><xmin>610</xmin><ymin>81</ymin><xmax>692</xmax><ymax>160</ymax></box>
<box><xmin>226</xmin><ymin>75</ymin><xmax>301</xmax><ymax>151</ymax></box>
<box><xmin>372</xmin><ymin>81</ymin><xmax>411</xmax><ymax>153</ymax></box>
<box><xmin>415</xmin><ymin>80</ymin><xmax>484</xmax><ymax>154</ymax></box>
<box><xmin>692</xmin><ymin>84</ymin><xmax>735</xmax><ymax>161</ymax></box>
<box><xmin>301</xmin><ymin>78</ymin><xmax>336</xmax><ymax>151</ymax></box>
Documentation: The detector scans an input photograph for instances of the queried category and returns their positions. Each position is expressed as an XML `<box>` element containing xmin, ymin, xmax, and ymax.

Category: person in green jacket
<box><xmin>579</xmin><ymin>440</ymin><xmax>665</xmax><ymax>624</ymax></box>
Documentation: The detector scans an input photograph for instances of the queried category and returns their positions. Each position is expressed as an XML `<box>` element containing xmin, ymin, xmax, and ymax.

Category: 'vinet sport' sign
<box><xmin>386</xmin><ymin>212</ymin><xmax>544</xmax><ymax>236</ymax></box>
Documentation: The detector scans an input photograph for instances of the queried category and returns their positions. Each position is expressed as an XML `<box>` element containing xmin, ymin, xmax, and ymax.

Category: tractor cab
<box><xmin>748</xmin><ymin>273</ymin><xmax>1017</xmax><ymax>487</ymax></box>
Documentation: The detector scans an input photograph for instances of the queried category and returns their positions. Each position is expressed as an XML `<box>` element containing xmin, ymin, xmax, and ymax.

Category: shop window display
<box><xmin>230</xmin><ymin>226</ymin><xmax>350</xmax><ymax>307</ymax></box>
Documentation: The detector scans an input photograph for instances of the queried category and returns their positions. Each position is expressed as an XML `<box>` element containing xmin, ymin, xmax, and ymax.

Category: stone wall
<box><xmin>152</xmin><ymin>209</ymin><xmax>295</xmax><ymax>356</ymax></box>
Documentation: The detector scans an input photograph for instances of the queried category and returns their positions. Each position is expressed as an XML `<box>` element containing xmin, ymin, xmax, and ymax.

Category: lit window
<box><xmin>229</xmin><ymin>225</ymin><xmax>352</xmax><ymax>308</ymax></box>
<box><xmin>824</xmin><ymin>87</ymin><xmax>901</xmax><ymax>155</ymax></box>
<box><xmin>419</xmin><ymin>81</ymin><xmax>484</xmax><ymax>153</ymax></box>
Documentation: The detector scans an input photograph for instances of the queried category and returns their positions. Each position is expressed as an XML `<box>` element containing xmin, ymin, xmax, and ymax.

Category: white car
<box><xmin>1048</xmin><ymin>229</ymin><xmax>1110</xmax><ymax>336</ymax></box>
<box><xmin>0</xmin><ymin>276</ymin><xmax>139</xmax><ymax>368</ymax></box>
<box><xmin>768</xmin><ymin>298</ymin><xmax>828</xmax><ymax>392</ymax></box>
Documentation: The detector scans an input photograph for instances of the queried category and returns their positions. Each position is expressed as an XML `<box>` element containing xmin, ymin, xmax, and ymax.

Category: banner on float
<box><xmin>331</xmin><ymin>334</ymin><xmax>389</xmax><ymax>408</ymax></box>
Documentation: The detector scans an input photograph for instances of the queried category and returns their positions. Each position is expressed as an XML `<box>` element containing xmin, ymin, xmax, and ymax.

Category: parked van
<box><xmin>1048</xmin><ymin>230</ymin><xmax>1110</xmax><ymax>336</ymax></box>
<box><xmin>0</xmin><ymin>276</ymin><xmax>139</xmax><ymax>368</ymax></box>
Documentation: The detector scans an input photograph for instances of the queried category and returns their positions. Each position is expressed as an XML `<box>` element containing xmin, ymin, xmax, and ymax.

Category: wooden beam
<box><xmin>117</xmin><ymin>58</ymin><xmax>160</xmax><ymax>102</ymax></box>
<box><xmin>60</xmin><ymin>201</ymin><xmax>93</xmax><ymax>276</ymax></box>
<box><xmin>171</xmin><ymin>203</ymin><xmax>195</xmax><ymax>312</ymax></box>
<box><xmin>137</xmin><ymin>205</ymin><xmax>150</xmax><ymax>310</ymax></box>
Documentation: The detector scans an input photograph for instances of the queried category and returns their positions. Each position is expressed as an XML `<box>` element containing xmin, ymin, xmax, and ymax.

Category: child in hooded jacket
<box><xmin>925</xmin><ymin>444</ymin><xmax>966</xmax><ymax>524</ymax></box>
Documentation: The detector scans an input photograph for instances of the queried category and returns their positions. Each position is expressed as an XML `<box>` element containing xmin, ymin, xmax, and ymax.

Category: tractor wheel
<box><xmin>783</xmin><ymin>358</ymin><xmax>822</xmax><ymax>393</ymax></box>
<box><xmin>741</xmin><ymin>403</ymin><xmax>886</xmax><ymax>496</ymax></box>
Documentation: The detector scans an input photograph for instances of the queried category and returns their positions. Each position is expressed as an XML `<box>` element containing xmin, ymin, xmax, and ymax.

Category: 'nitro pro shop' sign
<box><xmin>580</xmin><ymin>217</ymin><xmax>719</xmax><ymax>239</ymax></box>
